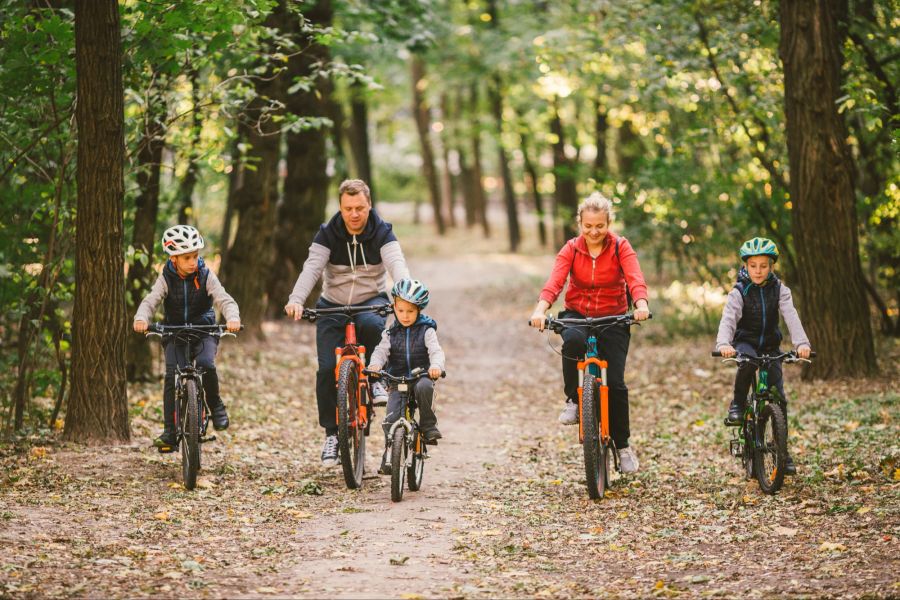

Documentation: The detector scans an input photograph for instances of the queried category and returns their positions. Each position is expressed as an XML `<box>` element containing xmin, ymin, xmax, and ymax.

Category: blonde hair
<box><xmin>338</xmin><ymin>179</ymin><xmax>371</xmax><ymax>202</ymax></box>
<box><xmin>576</xmin><ymin>192</ymin><xmax>614</xmax><ymax>225</ymax></box>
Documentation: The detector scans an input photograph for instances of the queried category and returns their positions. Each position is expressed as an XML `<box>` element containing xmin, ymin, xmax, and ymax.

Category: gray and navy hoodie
<box><xmin>715</xmin><ymin>267</ymin><xmax>809</xmax><ymax>353</ymax></box>
<box><xmin>288</xmin><ymin>209</ymin><xmax>410</xmax><ymax>306</ymax></box>
<box><xmin>133</xmin><ymin>257</ymin><xmax>240</xmax><ymax>325</ymax></box>
<box><xmin>368</xmin><ymin>314</ymin><xmax>445</xmax><ymax>377</ymax></box>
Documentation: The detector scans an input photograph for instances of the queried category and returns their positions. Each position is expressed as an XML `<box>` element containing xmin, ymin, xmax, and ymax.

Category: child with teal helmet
<box><xmin>715</xmin><ymin>237</ymin><xmax>812</xmax><ymax>475</ymax></box>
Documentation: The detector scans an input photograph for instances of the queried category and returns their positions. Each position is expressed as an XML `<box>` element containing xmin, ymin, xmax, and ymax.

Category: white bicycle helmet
<box><xmin>161</xmin><ymin>225</ymin><xmax>205</xmax><ymax>256</ymax></box>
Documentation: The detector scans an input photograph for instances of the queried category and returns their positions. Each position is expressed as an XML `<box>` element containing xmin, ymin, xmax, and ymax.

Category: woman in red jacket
<box><xmin>530</xmin><ymin>193</ymin><xmax>650</xmax><ymax>473</ymax></box>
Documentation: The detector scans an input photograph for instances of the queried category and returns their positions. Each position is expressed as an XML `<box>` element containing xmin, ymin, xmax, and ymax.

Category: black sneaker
<box><xmin>154</xmin><ymin>430</ymin><xmax>178</xmax><ymax>453</ymax></box>
<box><xmin>423</xmin><ymin>427</ymin><xmax>442</xmax><ymax>445</ymax></box>
<box><xmin>725</xmin><ymin>398</ymin><xmax>744</xmax><ymax>425</ymax></box>
<box><xmin>785</xmin><ymin>453</ymin><xmax>797</xmax><ymax>476</ymax></box>
<box><xmin>321</xmin><ymin>434</ymin><xmax>339</xmax><ymax>467</ymax></box>
<box><xmin>378</xmin><ymin>448</ymin><xmax>392</xmax><ymax>475</ymax></box>
<box><xmin>211</xmin><ymin>404</ymin><xmax>230</xmax><ymax>430</ymax></box>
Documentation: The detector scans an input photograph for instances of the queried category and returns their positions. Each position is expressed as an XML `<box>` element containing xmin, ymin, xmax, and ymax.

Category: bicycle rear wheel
<box><xmin>181</xmin><ymin>379</ymin><xmax>201</xmax><ymax>490</ymax></box>
<box><xmin>390</xmin><ymin>426</ymin><xmax>407</xmax><ymax>502</ymax></box>
<box><xmin>754</xmin><ymin>403</ymin><xmax>787</xmax><ymax>494</ymax></box>
<box><xmin>337</xmin><ymin>360</ymin><xmax>365</xmax><ymax>489</ymax></box>
<box><xmin>408</xmin><ymin>430</ymin><xmax>425</xmax><ymax>492</ymax></box>
<box><xmin>581</xmin><ymin>374</ymin><xmax>607</xmax><ymax>499</ymax></box>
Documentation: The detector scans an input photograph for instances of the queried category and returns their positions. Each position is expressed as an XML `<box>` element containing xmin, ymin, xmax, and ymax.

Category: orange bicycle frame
<box><xmin>333</xmin><ymin>321</ymin><xmax>369</xmax><ymax>428</ymax></box>
<box><xmin>576</xmin><ymin>357</ymin><xmax>608</xmax><ymax>444</ymax></box>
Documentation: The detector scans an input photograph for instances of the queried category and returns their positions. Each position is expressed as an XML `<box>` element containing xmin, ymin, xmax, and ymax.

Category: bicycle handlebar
<box><xmin>711</xmin><ymin>350</ymin><xmax>816</xmax><ymax>363</ymax></box>
<box><xmin>144</xmin><ymin>323</ymin><xmax>242</xmax><ymax>339</ymax></box>
<box><xmin>529</xmin><ymin>312</ymin><xmax>652</xmax><ymax>332</ymax></box>
<box><xmin>301</xmin><ymin>303</ymin><xmax>393</xmax><ymax>322</ymax></box>
<box><xmin>363</xmin><ymin>367</ymin><xmax>446</xmax><ymax>383</ymax></box>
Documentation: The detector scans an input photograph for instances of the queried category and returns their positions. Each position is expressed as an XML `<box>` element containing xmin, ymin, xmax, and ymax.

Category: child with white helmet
<box><xmin>716</xmin><ymin>236</ymin><xmax>812</xmax><ymax>475</ymax></box>
<box><xmin>133</xmin><ymin>225</ymin><xmax>241</xmax><ymax>452</ymax></box>
<box><xmin>367</xmin><ymin>278</ymin><xmax>446</xmax><ymax>475</ymax></box>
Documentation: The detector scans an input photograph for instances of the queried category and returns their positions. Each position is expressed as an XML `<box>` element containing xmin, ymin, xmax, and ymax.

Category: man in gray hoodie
<box><xmin>284</xmin><ymin>179</ymin><xmax>410</xmax><ymax>466</ymax></box>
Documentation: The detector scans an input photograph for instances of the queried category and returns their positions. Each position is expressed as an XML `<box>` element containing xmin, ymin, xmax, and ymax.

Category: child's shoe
<box><xmin>211</xmin><ymin>403</ymin><xmax>230</xmax><ymax>430</ymax></box>
<box><xmin>378</xmin><ymin>447</ymin><xmax>392</xmax><ymax>475</ymax></box>
<box><xmin>371</xmin><ymin>380</ymin><xmax>389</xmax><ymax>407</ymax></box>
<box><xmin>423</xmin><ymin>426</ymin><xmax>442</xmax><ymax>445</ymax></box>
<box><xmin>558</xmin><ymin>401</ymin><xmax>578</xmax><ymax>425</ymax></box>
<box><xmin>725</xmin><ymin>398</ymin><xmax>744</xmax><ymax>425</ymax></box>
<box><xmin>154</xmin><ymin>430</ymin><xmax>178</xmax><ymax>453</ymax></box>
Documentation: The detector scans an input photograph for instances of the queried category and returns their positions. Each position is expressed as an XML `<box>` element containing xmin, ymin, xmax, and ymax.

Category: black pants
<box><xmin>732</xmin><ymin>342</ymin><xmax>785</xmax><ymax>406</ymax></box>
<box><xmin>559</xmin><ymin>310</ymin><xmax>632</xmax><ymax>449</ymax></box>
<box><xmin>163</xmin><ymin>336</ymin><xmax>220</xmax><ymax>433</ymax></box>
<box><xmin>315</xmin><ymin>295</ymin><xmax>387</xmax><ymax>435</ymax></box>
<box><xmin>382</xmin><ymin>377</ymin><xmax>437</xmax><ymax>435</ymax></box>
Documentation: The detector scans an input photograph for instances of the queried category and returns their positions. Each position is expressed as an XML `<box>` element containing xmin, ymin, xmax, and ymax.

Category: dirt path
<box><xmin>1</xmin><ymin>224</ymin><xmax>898</xmax><ymax>598</ymax></box>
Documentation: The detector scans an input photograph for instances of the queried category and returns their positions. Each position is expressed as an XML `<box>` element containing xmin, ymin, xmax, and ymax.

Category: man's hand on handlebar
<box><xmin>284</xmin><ymin>303</ymin><xmax>303</xmax><ymax>320</ymax></box>
<box><xmin>133</xmin><ymin>320</ymin><xmax>148</xmax><ymax>333</ymax></box>
<box><xmin>226</xmin><ymin>320</ymin><xmax>241</xmax><ymax>333</ymax></box>
<box><xmin>718</xmin><ymin>344</ymin><xmax>737</xmax><ymax>358</ymax></box>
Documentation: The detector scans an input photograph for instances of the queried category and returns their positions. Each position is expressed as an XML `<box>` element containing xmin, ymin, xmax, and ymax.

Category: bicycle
<box><xmin>301</xmin><ymin>303</ymin><xmax>393</xmax><ymax>489</ymax></box>
<box><xmin>363</xmin><ymin>367</ymin><xmax>445</xmax><ymax>502</ymax></box>
<box><xmin>711</xmin><ymin>350</ymin><xmax>814</xmax><ymax>494</ymax></box>
<box><xmin>532</xmin><ymin>313</ymin><xmax>649</xmax><ymax>499</ymax></box>
<box><xmin>144</xmin><ymin>323</ymin><xmax>239</xmax><ymax>490</ymax></box>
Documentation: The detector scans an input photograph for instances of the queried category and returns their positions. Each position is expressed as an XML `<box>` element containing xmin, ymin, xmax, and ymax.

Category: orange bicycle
<box><xmin>535</xmin><ymin>313</ymin><xmax>649</xmax><ymax>499</ymax></box>
<box><xmin>302</xmin><ymin>303</ymin><xmax>392</xmax><ymax>489</ymax></box>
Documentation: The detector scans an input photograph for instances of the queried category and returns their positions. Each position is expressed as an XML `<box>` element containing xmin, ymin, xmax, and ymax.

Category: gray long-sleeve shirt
<box><xmin>133</xmin><ymin>269</ymin><xmax>240</xmax><ymax>324</ymax></box>
<box><xmin>715</xmin><ymin>283</ymin><xmax>810</xmax><ymax>350</ymax></box>
<box><xmin>368</xmin><ymin>327</ymin><xmax>446</xmax><ymax>373</ymax></box>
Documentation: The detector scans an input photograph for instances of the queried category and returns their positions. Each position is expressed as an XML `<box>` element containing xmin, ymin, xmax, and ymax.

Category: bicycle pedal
<box><xmin>200</xmin><ymin>435</ymin><xmax>217</xmax><ymax>443</ymax></box>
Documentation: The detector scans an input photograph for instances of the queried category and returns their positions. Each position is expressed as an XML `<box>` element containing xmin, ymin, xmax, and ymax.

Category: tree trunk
<box><xmin>348</xmin><ymin>81</ymin><xmax>375</xmax><ymax>201</ymax></box>
<box><xmin>410</xmin><ymin>55</ymin><xmax>445</xmax><ymax>235</ymax></box>
<box><xmin>439</xmin><ymin>95</ymin><xmax>457</xmax><ymax>228</ymax></box>
<box><xmin>469</xmin><ymin>84</ymin><xmax>490</xmax><ymax>236</ymax></box>
<box><xmin>175</xmin><ymin>68</ymin><xmax>201</xmax><ymax>224</ymax></box>
<box><xmin>779</xmin><ymin>0</ymin><xmax>877</xmax><ymax>378</ymax></box>
<box><xmin>488</xmin><ymin>75</ymin><xmax>520</xmax><ymax>252</ymax></box>
<box><xmin>125</xmin><ymin>98</ymin><xmax>164</xmax><ymax>382</ymax></box>
<box><xmin>220</xmin><ymin>5</ymin><xmax>284</xmax><ymax>338</ymax></box>
<box><xmin>220</xmin><ymin>132</ymin><xmax>242</xmax><ymax>266</ymax></box>
<box><xmin>268</xmin><ymin>0</ymin><xmax>332</xmax><ymax>316</ymax></box>
<box><xmin>551</xmin><ymin>102</ymin><xmax>578</xmax><ymax>241</ymax></box>
<box><xmin>521</xmin><ymin>134</ymin><xmax>547</xmax><ymax>246</ymax></box>
<box><xmin>594</xmin><ymin>100</ymin><xmax>608</xmax><ymax>177</ymax></box>
<box><xmin>455</xmin><ymin>90</ymin><xmax>477</xmax><ymax>228</ymax></box>
<box><xmin>66</xmin><ymin>0</ymin><xmax>129</xmax><ymax>442</ymax></box>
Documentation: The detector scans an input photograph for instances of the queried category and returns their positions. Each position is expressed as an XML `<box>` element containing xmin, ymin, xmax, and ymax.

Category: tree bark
<box><xmin>594</xmin><ymin>100</ymin><xmax>608</xmax><ymax>177</ymax></box>
<box><xmin>521</xmin><ymin>134</ymin><xmax>547</xmax><ymax>246</ymax></box>
<box><xmin>267</xmin><ymin>0</ymin><xmax>332</xmax><ymax>316</ymax></box>
<box><xmin>551</xmin><ymin>102</ymin><xmax>578</xmax><ymax>241</ymax></box>
<box><xmin>348</xmin><ymin>81</ymin><xmax>375</xmax><ymax>201</ymax></box>
<box><xmin>125</xmin><ymin>98</ymin><xmax>164</xmax><ymax>382</ymax></box>
<box><xmin>779</xmin><ymin>0</ymin><xmax>877</xmax><ymax>378</ymax></box>
<box><xmin>220</xmin><ymin>132</ymin><xmax>242</xmax><ymax>266</ymax></box>
<box><xmin>439</xmin><ymin>95</ymin><xmax>457</xmax><ymax>228</ymax></box>
<box><xmin>469</xmin><ymin>84</ymin><xmax>490</xmax><ymax>237</ymax></box>
<box><xmin>455</xmin><ymin>90</ymin><xmax>477</xmax><ymax>228</ymax></box>
<box><xmin>488</xmin><ymin>75</ymin><xmax>520</xmax><ymax>252</ymax></box>
<box><xmin>410</xmin><ymin>55</ymin><xmax>445</xmax><ymax>235</ymax></box>
<box><xmin>66</xmin><ymin>0</ymin><xmax>130</xmax><ymax>442</ymax></box>
<box><xmin>175</xmin><ymin>67</ymin><xmax>201</xmax><ymax>224</ymax></box>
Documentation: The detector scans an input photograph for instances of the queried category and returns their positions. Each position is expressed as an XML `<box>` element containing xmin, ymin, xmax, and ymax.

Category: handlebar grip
<box><xmin>711</xmin><ymin>351</ymin><xmax>722</xmax><ymax>357</ymax></box>
<box><xmin>809</xmin><ymin>351</ymin><xmax>817</xmax><ymax>358</ymax></box>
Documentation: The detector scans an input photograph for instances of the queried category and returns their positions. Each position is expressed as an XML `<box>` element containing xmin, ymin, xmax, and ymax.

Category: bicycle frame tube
<box><xmin>333</xmin><ymin>318</ymin><xmax>370</xmax><ymax>428</ymax></box>
<box><xmin>576</xmin><ymin>333</ymin><xmax>610</xmax><ymax>443</ymax></box>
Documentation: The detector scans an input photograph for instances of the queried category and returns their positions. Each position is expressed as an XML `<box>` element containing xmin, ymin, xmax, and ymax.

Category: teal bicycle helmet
<box><xmin>391</xmin><ymin>278</ymin><xmax>430</xmax><ymax>309</ymax></box>
<box><xmin>739</xmin><ymin>237</ymin><xmax>779</xmax><ymax>262</ymax></box>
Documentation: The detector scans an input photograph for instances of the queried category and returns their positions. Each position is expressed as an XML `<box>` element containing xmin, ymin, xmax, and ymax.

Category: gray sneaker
<box><xmin>619</xmin><ymin>446</ymin><xmax>639</xmax><ymax>473</ymax></box>
<box><xmin>321</xmin><ymin>434</ymin><xmax>339</xmax><ymax>467</ymax></box>
<box><xmin>371</xmin><ymin>380</ymin><xmax>389</xmax><ymax>407</ymax></box>
<box><xmin>558</xmin><ymin>401</ymin><xmax>578</xmax><ymax>425</ymax></box>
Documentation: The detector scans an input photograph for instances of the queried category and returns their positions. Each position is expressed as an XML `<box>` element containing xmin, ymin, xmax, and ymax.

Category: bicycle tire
<box><xmin>390</xmin><ymin>426</ymin><xmax>407</xmax><ymax>502</ymax></box>
<box><xmin>754</xmin><ymin>402</ymin><xmax>787</xmax><ymax>494</ymax></box>
<box><xmin>408</xmin><ymin>430</ymin><xmax>425</xmax><ymax>492</ymax></box>
<box><xmin>337</xmin><ymin>360</ymin><xmax>365</xmax><ymax>489</ymax></box>
<box><xmin>581</xmin><ymin>374</ymin><xmax>606</xmax><ymax>499</ymax></box>
<box><xmin>182</xmin><ymin>379</ymin><xmax>201</xmax><ymax>491</ymax></box>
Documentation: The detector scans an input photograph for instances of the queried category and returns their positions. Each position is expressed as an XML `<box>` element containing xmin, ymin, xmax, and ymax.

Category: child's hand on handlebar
<box><xmin>529</xmin><ymin>312</ymin><xmax>546</xmax><ymax>331</ymax></box>
<box><xmin>134</xmin><ymin>320</ymin><xmax>148</xmax><ymax>333</ymax></box>
<box><xmin>428</xmin><ymin>367</ymin><xmax>442</xmax><ymax>380</ymax></box>
<box><xmin>719</xmin><ymin>344</ymin><xmax>736</xmax><ymax>358</ymax></box>
<box><xmin>284</xmin><ymin>303</ymin><xmax>303</xmax><ymax>320</ymax></box>
<box><xmin>797</xmin><ymin>345</ymin><xmax>812</xmax><ymax>359</ymax></box>
<box><xmin>226</xmin><ymin>320</ymin><xmax>241</xmax><ymax>333</ymax></box>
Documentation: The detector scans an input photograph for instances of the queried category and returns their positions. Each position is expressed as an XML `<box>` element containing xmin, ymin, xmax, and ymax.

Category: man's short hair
<box><xmin>338</xmin><ymin>179</ymin><xmax>371</xmax><ymax>202</ymax></box>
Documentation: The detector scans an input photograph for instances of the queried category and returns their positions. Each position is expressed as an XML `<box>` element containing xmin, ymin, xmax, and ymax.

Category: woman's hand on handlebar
<box><xmin>633</xmin><ymin>300</ymin><xmax>650</xmax><ymax>322</ymax></box>
<box><xmin>529</xmin><ymin>312</ymin><xmax>547</xmax><ymax>331</ymax></box>
<box><xmin>284</xmin><ymin>303</ymin><xmax>303</xmax><ymax>320</ymax></box>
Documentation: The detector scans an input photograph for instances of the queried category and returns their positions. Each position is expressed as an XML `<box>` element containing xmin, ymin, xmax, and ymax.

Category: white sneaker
<box><xmin>321</xmin><ymin>434</ymin><xmax>339</xmax><ymax>467</ymax></box>
<box><xmin>371</xmin><ymin>380</ymin><xmax>389</xmax><ymax>407</ymax></box>
<box><xmin>558</xmin><ymin>402</ymin><xmax>578</xmax><ymax>425</ymax></box>
<box><xmin>619</xmin><ymin>446</ymin><xmax>639</xmax><ymax>474</ymax></box>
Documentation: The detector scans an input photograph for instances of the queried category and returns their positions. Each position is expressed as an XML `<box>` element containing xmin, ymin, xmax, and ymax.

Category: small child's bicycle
<box><xmin>363</xmin><ymin>367</ymin><xmax>445</xmax><ymax>502</ymax></box>
<box><xmin>534</xmin><ymin>313</ymin><xmax>648</xmax><ymax>499</ymax></box>
<box><xmin>711</xmin><ymin>350</ymin><xmax>814</xmax><ymax>494</ymax></box>
<box><xmin>145</xmin><ymin>323</ymin><xmax>239</xmax><ymax>490</ymax></box>
<box><xmin>301</xmin><ymin>303</ymin><xmax>393</xmax><ymax>489</ymax></box>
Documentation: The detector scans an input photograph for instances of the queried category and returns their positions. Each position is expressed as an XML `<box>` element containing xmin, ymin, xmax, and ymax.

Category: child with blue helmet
<box><xmin>367</xmin><ymin>278</ymin><xmax>446</xmax><ymax>475</ymax></box>
<box><xmin>715</xmin><ymin>237</ymin><xmax>812</xmax><ymax>475</ymax></box>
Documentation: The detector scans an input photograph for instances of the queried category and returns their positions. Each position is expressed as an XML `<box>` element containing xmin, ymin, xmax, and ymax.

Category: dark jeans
<box><xmin>315</xmin><ymin>294</ymin><xmax>388</xmax><ymax>434</ymax></box>
<box><xmin>382</xmin><ymin>378</ymin><xmax>437</xmax><ymax>435</ymax></box>
<box><xmin>163</xmin><ymin>336</ymin><xmax>220</xmax><ymax>433</ymax></box>
<box><xmin>732</xmin><ymin>342</ymin><xmax>785</xmax><ymax>406</ymax></box>
<box><xmin>559</xmin><ymin>310</ymin><xmax>632</xmax><ymax>449</ymax></box>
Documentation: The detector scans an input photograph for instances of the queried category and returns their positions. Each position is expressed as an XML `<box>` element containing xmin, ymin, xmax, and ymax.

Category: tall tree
<box><xmin>779</xmin><ymin>0</ymin><xmax>877</xmax><ymax>378</ymax></box>
<box><xmin>66</xmin><ymin>0</ymin><xmax>129</xmax><ymax>442</ymax></box>
<box><xmin>348</xmin><ymin>81</ymin><xmax>375</xmax><ymax>200</ymax></box>
<box><xmin>550</xmin><ymin>100</ymin><xmax>578</xmax><ymax>241</ymax></box>
<box><xmin>411</xmin><ymin>55</ymin><xmax>445</xmax><ymax>234</ymax></box>
<box><xmin>268</xmin><ymin>0</ymin><xmax>333</xmax><ymax>314</ymax></box>
<box><xmin>469</xmin><ymin>84</ymin><xmax>490</xmax><ymax>236</ymax></box>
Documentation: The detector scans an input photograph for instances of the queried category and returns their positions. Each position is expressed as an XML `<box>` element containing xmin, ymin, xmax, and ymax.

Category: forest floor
<box><xmin>2</xmin><ymin>211</ymin><xmax>899</xmax><ymax>598</ymax></box>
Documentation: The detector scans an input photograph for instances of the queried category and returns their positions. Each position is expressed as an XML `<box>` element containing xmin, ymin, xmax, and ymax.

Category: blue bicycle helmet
<box><xmin>391</xmin><ymin>278</ymin><xmax>430</xmax><ymax>309</ymax></box>
<box><xmin>739</xmin><ymin>237</ymin><xmax>779</xmax><ymax>262</ymax></box>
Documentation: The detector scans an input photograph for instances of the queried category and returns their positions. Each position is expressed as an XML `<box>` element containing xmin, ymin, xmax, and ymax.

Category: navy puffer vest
<box><xmin>162</xmin><ymin>258</ymin><xmax>215</xmax><ymax>325</ymax></box>
<box><xmin>386</xmin><ymin>315</ymin><xmax>436</xmax><ymax>376</ymax></box>
<box><xmin>733</xmin><ymin>268</ymin><xmax>782</xmax><ymax>351</ymax></box>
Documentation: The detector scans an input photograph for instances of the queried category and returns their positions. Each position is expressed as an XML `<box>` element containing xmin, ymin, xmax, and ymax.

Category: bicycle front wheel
<box><xmin>754</xmin><ymin>403</ymin><xmax>787</xmax><ymax>494</ymax></box>
<box><xmin>337</xmin><ymin>360</ymin><xmax>365</xmax><ymax>489</ymax></box>
<box><xmin>181</xmin><ymin>379</ymin><xmax>201</xmax><ymax>491</ymax></box>
<box><xmin>390</xmin><ymin>426</ymin><xmax>407</xmax><ymax>502</ymax></box>
<box><xmin>581</xmin><ymin>374</ymin><xmax>607</xmax><ymax>499</ymax></box>
<box><xmin>407</xmin><ymin>430</ymin><xmax>425</xmax><ymax>492</ymax></box>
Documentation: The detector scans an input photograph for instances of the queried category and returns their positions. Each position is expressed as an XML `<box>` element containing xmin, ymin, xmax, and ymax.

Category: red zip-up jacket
<box><xmin>539</xmin><ymin>233</ymin><xmax>649</xmax><ymax>317</ymax></box>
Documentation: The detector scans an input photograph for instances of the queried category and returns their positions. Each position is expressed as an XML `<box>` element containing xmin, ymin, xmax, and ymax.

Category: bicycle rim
<box><xmin>408</xmin><ymin>430</ymin><xmax>425</xmax><ymax>492</ymax></box>
<box><xmin>182</xmin><ymin>379</ymin><xmax>200</xmax><ymax>490</ymax></box>
<box><xmin>337</xmin><ymin>361</ymin><xmax>364</xmax><ymax>489</ymax></box>
<box><xmin>581</xmin><ymin>374</ymin><xmax>604</xmax><ymax>499</ymax></box>
<box><xmin>391</xmin><ymin>426</ymin><xmax>406</xmax><ymax>502</ymax></box>
<box><xmin>754</xmin><ymin>403</ymin><xmax>787</xmax><ymax>494</ymax></box>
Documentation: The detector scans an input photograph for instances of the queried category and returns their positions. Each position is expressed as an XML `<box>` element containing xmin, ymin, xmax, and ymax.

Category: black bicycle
<box><xmin>145</xmin><ymin>323</ymin><xmax>239</xmax><ymax>490</ymax></box>
<box><xmin>712</xmin><ymin>350</ymin><xmax>814</xmax><ymax>494</ymax></box>
<box><xmin>363</xmin><ymin>367</ymin><xmax>444</xmax><ymax>502</ymax></box>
